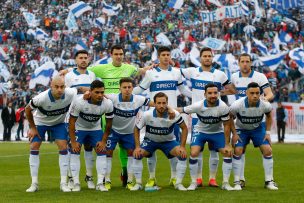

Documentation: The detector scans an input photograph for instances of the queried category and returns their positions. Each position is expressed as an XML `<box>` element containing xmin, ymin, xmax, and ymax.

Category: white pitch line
<box><xmin>0</xmin><ymin>152</ymin><xmax>58</xmax><ymax>158</ymax></box>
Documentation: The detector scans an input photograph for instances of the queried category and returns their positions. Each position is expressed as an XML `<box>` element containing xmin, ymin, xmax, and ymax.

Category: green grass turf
<box><xmin>0</xmin><ymin>142</ymin><xmax>303</xmax><ymax>203</ymax></box>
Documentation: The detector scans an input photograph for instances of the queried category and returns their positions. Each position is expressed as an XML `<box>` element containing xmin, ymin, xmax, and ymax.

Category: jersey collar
<box><xmin>118</xmin><ymin>93</ymin><xmax>134</xmax><ymax>102</ymax></box>
<box><xmin>244</xmin><ymin>97</ymin><xmax>260</xmax><ymax>108</ymax></box>
<box><xmin>48</xmin><ymin>89</ymin><xmax>65</xmax><ymax>102</ymax></box>
<box><xmin>199</xmin><ymin>67</ymin><xmax>215</xmax><ymax>73</ymax></box>
<box><xmin>88</xmin><ymin>99</ymin><xmax>102</xmax><ymax>106</ymax></box>
<box><xmin>204</xmin><ymin>99</ymin><xmax>219</xmax><ymax>107</ymax></box>
<box><xmin>73</xmin><ymin>68</ymin><xmax>89</xmax><ymax>75</ymax></box>
<box><xmin>153</xmin><ymin>108</ymin><xmax>168</xmax><ymax>118</ymax></box>
<box><xmin>239</xmin><ymin>70</ymin><xmax>254</xmax><ymax>78</ymax></box>
<box><xmin>155</xmin><ymin>66</ymin><xmax>172</xmax><ymax>72</ymax></box>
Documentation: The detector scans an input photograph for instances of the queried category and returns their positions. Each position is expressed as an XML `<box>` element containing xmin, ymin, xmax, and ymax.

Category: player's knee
<box><xmin>261</xmin><ymin>146</ymin><xmax>272</xmax><ymax>156</ymax></box>
<box><xmin>190</xmin><ymin>150</ymin><xmax>200</xmax><ymax>158</ymax></box>
<box><xmin>234</xmin><ymin>147</ymin><xmax>243</xmax><ymax>156</ymax></box>
<box><xmin>30</xmin><ymin>142</ymin><xmax>41</xmax><ymax>150</ymax></box>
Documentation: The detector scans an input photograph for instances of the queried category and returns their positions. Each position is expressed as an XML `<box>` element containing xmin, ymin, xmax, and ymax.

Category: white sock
<box><xmin>232</xmin><ymin>155</ymin><xmax>242</xmax><ymax>183</ymax></box>
<box><xmin>176</xmin><ymin>158</ymin><xmax>187</xmax><ymax>185</ymax></box>
<box><xmin>96</xmin><ymin>155</ymin><xmax>107</xmax><ymax>185</ymax></box>
<box><xmin>59</xmin><ymin>150</ymin><xmax>69</xmax><ymax>184</ymax></box>
<box><xmin>222</xmin><ymin>158</ymin><xmax>232</xmax><ymax>183</ymax></box>
<box><xmin>263</xmin><ymin>155</ymin><xmax>274</xmax><ymax>182</ymax></box>
<box><xmin>84</xmin><ymin>150</ymin><xmax>94</xmax><ymax>177</ymax></box>
<box><xmin>105</xmin><ymin>157</ymin><xmax>112</xmax><ymax>182</ymax></box>
<box><xmin>133</xmin><ymin>159</ymin><xmax>143</xmax><ymax>184</ymax></box>
<box><xmin>169</xmin><ymin>157</ymin><xmax>178</xmax><ymax>179</ymax></box>
<box><xmin>197</xmin><ymin>152</ymin><xmax>203</xmax><ymax>179</ymax></box>
<box><xmin>29</xmin><ymin>151</ymin><xmax>40</xmax><ymax>184</ymax></box>
<box><xmin>127</xmin><ymin>156</ymin><xmax>133</xmax><ymax>182</ymax></box>
<box><xmin>147</xmin><ymin>152</ymin><xmax>156</xmax><ymax>179</ymax></box>
<box><xmin>70</xmin><ymin>153</ymin><xmax>80</xmax><ymax>184</ymax></box>
<box><xmin>209</xmin><ymin>150</ymin><xmax>219</xmax><ymax>180</ymax></box>
<box><xmin>240</xmin><ymin>153</ymin><xmax>246</xmax><ymax>180</ymax></box>
<box><xmin>189</xmin><ymin>156</ymin><xmax>198</xmax><ymax>183</ymax></box>
<box><xmin>67</xmin><ymin>150</ymin><xmax>72</xmax><ymax>177</ymax></box>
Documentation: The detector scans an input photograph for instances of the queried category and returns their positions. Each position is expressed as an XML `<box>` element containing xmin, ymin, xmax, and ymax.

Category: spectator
<box><xmin>1</xmin><ymin>101</ymin><xmax>16</xmax><ymax>141</ymax></box>
<box><xmin>276</xmin><ymin>101</ymin><xmax>288</xmax><ymax>143</ymax></box>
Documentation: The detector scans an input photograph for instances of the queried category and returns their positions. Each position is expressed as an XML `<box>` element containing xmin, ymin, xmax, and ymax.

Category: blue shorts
<box><xmin>173</xmin><ymin>124</ymin><xmax>180</xmax><ymax>143</ymax></box>
<box><xmin>106</xmin><ymin>130</ymin><xmax>135</xmax><ymax>150</ymax></box>
<box><xmin>140</xmin><ymin>138</ymin><xmax>179</xmax><ymax>159</ymax></box>
<box><xmin>235</xmin><ymin>124</ymin><xmax>269</xmax><ymax>148</ymax></box>
<box><xmin>76</xmin><ymin>130</ymin><xmax>104</xmax><ymax>147</ymax></box>
<box><xmin>32</xmin><ymin>123</ymin><xmax>68</xmax><ymax>142</ymax></box>
<box><xmin>190</xmin><ymin>132</ymin><xmax>225</xmax><ymax>151</ymax></box>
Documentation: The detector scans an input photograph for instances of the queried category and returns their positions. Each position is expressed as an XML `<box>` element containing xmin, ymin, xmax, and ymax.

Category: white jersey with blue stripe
<box><xmin>65</xmin><ymin>68</ymin><xmax>96</xmax><ymax>90</ymax></box>
<box><xmin>136</xmin><ymin>109</ymin><xmax>184</xmax><ymax>142</ymax></box>
<box><xmin>181</xmin><ymin>67</ymin><xmax>230</xmax><ymax>103</ymax></box>
<box><xmin>138</xmin><ymin>66</ymin><xmax>183</xmax><ymax>108</ymax></box>
<box><xmin>231</xmin><ymin>70</ymin><xmax>269</xmax><ymax>99</ymax></box>
<box><xmin>30</xmin><ymin>88</ymin><xmax>77</xmax><ymax>126</ymax></box>
<box><xmin>107</xmin><ymin>93</ymin><xmax>150</xmax><ymax>134</ymax></box>
<box><xmin>70</xmin><ymin>97</ymin><xmax>114</xmax><ymax>131</ymax></box>
<box><xmin>183</xmin><ymin>99</ymin><xmax>230</xmax><ymax>134</ymax></box>
<box><xmin>230</xmin><ymin>97</ymin><xmax>272</xmax><ymax>130</ymax></box>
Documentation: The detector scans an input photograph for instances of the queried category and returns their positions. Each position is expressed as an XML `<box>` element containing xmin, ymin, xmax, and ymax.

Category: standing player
<box><xmin>177</xmin><ymin>84</ymin><xmax>233</xmax><ymax>191</ymax></box>
<box><xmin>230</xmin><ymin>82</ymin><xmax>278</xmax><ymax>190</ymax></box>
<box><xmin>104</xmin><ymin>77</ymin><xmax>150</xmax><ymax>190</ymax></box>
<box><xmin>65</xmin><ymin>50</ymin><xmax>96</xmax><ymax>189</ymax></box>
<box><xmin>69</xmin><ymin>80</ymin><xmax>114</xmax><ymax>192</ymax></box>
<box><xmin>25</xmin><ymin>76</ymin><xmax>77</xmax><ymax>192</ymax></box>
<box><xmin>181</xmin><ymin>47</ymin><xmax>236</xmax><ymax>187</ymax></box>
<box><xmin>131</xmin><ymin>92</ymin><xmax>188</xmax><ymax>191</ymax></box>
<box><xmin>231</xmin><ymin>53</ymin><xmax>274</xmax><ymax>187</ymax></box>
<box><xmin>133</xmin><ymin>46</ymin><xmax>192</xmax><ymax>188</ymax></box>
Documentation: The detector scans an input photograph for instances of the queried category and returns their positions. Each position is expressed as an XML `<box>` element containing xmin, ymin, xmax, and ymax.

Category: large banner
<box><xmin>201</xmin><ymin>5</ymin><xmax>243</xmax><ymax>22</ymax></box>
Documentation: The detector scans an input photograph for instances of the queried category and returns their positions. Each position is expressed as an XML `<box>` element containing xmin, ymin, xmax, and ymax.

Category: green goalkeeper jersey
<box><xmin>88</xmin><ymin>63</ymin><xmax>138</xmax><ymax>94</ymax></box>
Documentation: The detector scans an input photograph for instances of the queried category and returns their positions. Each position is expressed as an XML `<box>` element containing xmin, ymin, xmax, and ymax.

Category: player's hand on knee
<box><xmin>71</xmin><ymin>141</ymin><xmax>81</xmax><ymax>153</ymax></box>
<box><xmin>263</xmin><ymin>133</ymin><xmax>272</xmax><ymax>146</ymax></box>
<box><xmin>223</xmin><ymin>144</ymin><xmax>232</xmax><ymax>157</ymax></box>
<box><xmin>96</xmin><ymin>141</ymin><xmax>106</xmax><ymax>153</ymax></box>
<box><xmin>133</xmin><ymin>147</ymin><xmax>142</xmax><ymax>159</ymax></box>
<box><xmin>28</xmin><ymin>128</ymin><xmax>40</xmax><ymax>142</ymax></box>
<box><xmin>178</xmin><ymin>146</ymin><xmax>187</xmax><ymax>159</ymax></box>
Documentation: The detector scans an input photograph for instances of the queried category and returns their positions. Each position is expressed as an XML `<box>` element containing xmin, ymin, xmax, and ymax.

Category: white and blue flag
<box><xmin>95</xmin><ymin>17</ymin><xmax>106</xmax><ymax>29</ymax></box>
<box><xmin>23</xmin><ymin>12</ymin><xmax>38</xmax><ymax>27</ymax></box>
<box><xmin>94</xmin><ymin>56</ymin><xmax>112</xmax><ymax>65</ymax></box>
<box><xmin>241</xmin><ymin>0</ymin><xmax>250</xmax><ymax>16</ymax></box>
<box><xmin>74</xmin><ymin>40</ymin><xmax>88</xmax><ymax>53</ymax></box>
<box><xmin>0</xmin><ymin>47</ymin><xmax>9</xmax><ymax>61</ymax></box>
<box><xmin>102</xmin><ymin>2</ymin><xmax>122</xmax><ymax>16</ymax></box>
<box><xmin>201</xmin><ymin>37</ymin><xmax>226</xmax><ymax>50</ymax></box>
<box><xmin>259</xmin><ymin>51</ymin><xmax>287</xmax><ymax>71</ymax></box>
<box><xmin>36</xmin><ymin>28</ymin><xmax>49</xmax><ymax>40</ymax></box>
<box><xmin>279</xmin><ymin>32</ymin><xmax>294</xmax><ymax>44</ymax></box>
<box><xmin>29</xmin><ymin>61</ymin><xmax>57</xmax><ymax>89</ymax></box>
<box><xmin>69</xmin><ymin>1</ymin><xmax>92</xmax><ymax>18</ymax></box>
<box><xmin>65</xmin><ymin>11</ymin><xmax>78</xmax><ymax>31</ymax></box>
<box><xmin>253</xmin><ymin>38</ymin><xmax>269</xmax><ymax>56</ymax></box>
<box><xmin>289</xmin><ymin>48</ymin><xmax>304</xmax><ymax>74</ymax></box>
<box><xmin>0</xmin><ymin>61</ymin><xmax>10</xmax><ymax>81</ymax></box>
<box><xmin>167</xmin><ymin>0</ymin><xmax>184</xmax><ymax>9</ymax></box>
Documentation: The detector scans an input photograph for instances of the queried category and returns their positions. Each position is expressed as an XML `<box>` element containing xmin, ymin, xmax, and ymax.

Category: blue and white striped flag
<box><xmin>167</xmin><ymin>0</ymin><xmax>184</xmax><ymax>9</ymax></box>
<box><xmin>69</xmin><ymin>1</ymin><xmax>92</xmax><ymax>18</ymax></box>
<box><xmin>102</xmin><ymin>2</ymin><xmax>122</xmax><ymax>16</ymax></box>
<box><xmin>74</xmin><ymin>40</ymin><xmax>88</xmax><ymax>53</ymax></box>
<box><xmin>65</xmin><ymin>11</ymin><xmax>78</xmax><ymax>32</ymax></box>
<box><xmin>94</xmin><ymin>56</ymin><xmax>112</xmax><ymax>65</ymax></box>
<box><xmin>36</xmin><ymin>28</ymin><xmax>49</xmax><ymax>40</ymax></box>
<box><xmin>23</xmin><ymin>12</ymin><xmax>38</xmax><ymax>27</ymax></box>
<box><xmin>279</xmin><ymin>32</ymin><xmax>294</xmax><ymax>44</ymax></box>
<box><xmin>243</xmin><ymin>41</ymin><xmax>251</xmax><ymax>54</ymax></box>
<box><xmin>189</xmin><ymin>44</ymin><xmax>201</xmax><ymax>67</ymax></box>
<box><xmin>241</xmin><ymin>0</ymin><xmax>250</xmax><ymax>16</ymax></box>
<box><xmin>0</xmin><ymin>61</ymin><xmax>10</xmax><ymax>81</ymax></box>
<box><xmin>259</xmin><ymin>51</ymin><xmax>287</xmax><ymax>71</ymax></box>
<box><xmin>95</xmin><ymin>17</ymin><xmax>106</xmax><ymax>29</ymax></box>
<box><xmin>289</xmin><ymin>48</ymin><xmax>304</xmax><ymax>74</ymax></box>
<box><xmin>0</xmin><ymin>47</ymin><xmax>9</xmax><ymax>61</ymax></box>
<box><xmin>270</xmin><ymin>0</ymin><xmax>300</xmax><ymax>10</ymax></box>
<box><xmin>253</xmin><ymin>38</ymin><xmax>269</xmax><ymax>56</ymax></box>
<box><xmin>29</xmin><ymin>61</ymin><xmax>57</xmax><ymax>89</ymax></box>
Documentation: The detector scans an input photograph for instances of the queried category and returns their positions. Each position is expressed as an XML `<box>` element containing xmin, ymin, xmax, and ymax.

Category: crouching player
<box><xmin>131</xmin><ymin>92</ymin><xmax>188</xmax><ymax>191</ymax></box>
<box><xmin>230</xmin><ymin>82</ymin><xmax>278</xmax><ymax>190</ymax></box>
<box><xmin>177</xmin><ymin>84</ymin><xmax>233</xmax><ymax>191</ymax></box>
<box><xmin>69</xmin><ymin>80</ymin><xmax>114</xmax><ymax>192</ymax></box>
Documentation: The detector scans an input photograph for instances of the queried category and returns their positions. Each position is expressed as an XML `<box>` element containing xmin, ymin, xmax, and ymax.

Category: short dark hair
<box><xmin>119</xmin><ymin>77</ymin><xmax>133</xmax><ymax>86</ymax></box>
<box><xmin>247</xmin><ymin>82</ymin><xmax>260</xmax><ymax>89</ymax></box>
<box><xmin>74</xmin><ymin>50</ymin><xmax>88</xmax><ymax>59</ymax></box>
<box><xmin>153</xmin><ymin>92</ymin><xmax>168</xmax><ymax>103</ymax></box>
<box><xmin>238</xmin><ymin>53</ymin><xmax>252</xmax><ymax>62</ymax></box>
<box><xmin>90</xmin><ymin>80</ymin><xmax>105</xmax><ymax>90</ymax></box>
<box><xmin>157</xmin><ymin>46</ymin><xmax>171</xmax><ymax>56</ymax></box>
<box><xmin>200</xmin><ymin>47</ymin><xmax>212</xmax><ymax>57</ymax></box>
<box><xmin>111</xmin><ymin>44</ymin><xmax>124</xmax><ymax>54</ymax></box>
<box><xmin>204</xmin><ymin>83</ymin><xmax>218</xmax><ymax>92</ymax></box>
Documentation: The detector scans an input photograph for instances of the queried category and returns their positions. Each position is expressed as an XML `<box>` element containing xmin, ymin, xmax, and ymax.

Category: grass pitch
<box><xmin>0</xmin><ymin>142</ymin><xmax>303</xmax><ymax>203</ymax></box>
